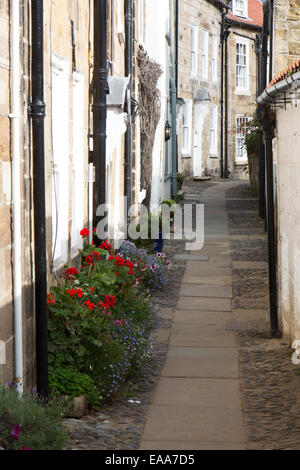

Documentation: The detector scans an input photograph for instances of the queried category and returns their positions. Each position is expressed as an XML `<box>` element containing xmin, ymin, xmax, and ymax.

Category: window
<box><xmin>201</xmin><ymin>30</ymin><xmax>209</xmax><ymax>80</ymax></box>
<box><xmin>182</xmin><ymin>100</ymin><xmax>192</xmax><ymax>156</ymax></box>
<box><xmin>236</xmin><ymin>115</ymin><xmax>251</xmax><ymax>162</ymax></box>
<box><xmin>138</xmin><ymin>0</ymin><xmax>145</xmax><ymax>44</ymax></box>
<box><xmin>210</xmin><ymin>105</ymin><xmax>218</xmax><ymax>155</ymax></box>
<box><xmin>211</xmin><ymin>35</ymin><xmax>218</xmax><ymax>82</ymax></box>
<box><xmin>191</xmin><ymin>26</ymin><xmax>198</xmax><ymax>78</ymax></box>
<box><xmin>51</xmin><ymin>54</ymin><xmax>70</xmax><ymax>267</ymax></box>
<box><xmin>236</xmin><ymin>39</ymin><xmax>249</xmax><ymax>91</ymax></box>
<box><xmin>233</xmin><ymin>0</ymin><xmax>248</xmax><ymax>18</ymax></box>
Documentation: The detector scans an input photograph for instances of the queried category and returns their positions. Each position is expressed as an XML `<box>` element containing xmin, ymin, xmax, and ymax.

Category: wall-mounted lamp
<box><xmin>165</xmin><ymin>120</ymin><xmax>172</xmax><ymax>141</ymax></box>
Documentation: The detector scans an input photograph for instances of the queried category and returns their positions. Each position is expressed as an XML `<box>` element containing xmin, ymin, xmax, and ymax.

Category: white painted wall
<box><xmin>276</xmin><ymin>103</ymin><xmax>300</xmax><ymax>341</ymax></box>
<box><xmin>144</xmin><ymin>0</ymin><xmax>170</xmax><ymax>210</ymax></box>
<box><xmin>106</xmin><ymin>107</ymin><xmax>127</xmax><ymax>239</ymax></box>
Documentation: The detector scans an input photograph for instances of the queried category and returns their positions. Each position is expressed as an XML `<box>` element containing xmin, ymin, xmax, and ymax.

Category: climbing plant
<box><xmin>137</xmin><ymin>45</ymin><xmax>162</xmax><ymax>208</ymax></box>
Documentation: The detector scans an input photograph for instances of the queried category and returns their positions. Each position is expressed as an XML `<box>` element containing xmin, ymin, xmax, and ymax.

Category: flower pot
<box><xmin>153</xmin><ymin>231</ymin><xmax>164</xmax><ymax>252</ymax></box>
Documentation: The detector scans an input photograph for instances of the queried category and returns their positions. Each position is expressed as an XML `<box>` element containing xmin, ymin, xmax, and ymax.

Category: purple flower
<box><xmin>11</xmin><ymin>425</ymin><xmax>21</xmax><ymax>440</ymax></box>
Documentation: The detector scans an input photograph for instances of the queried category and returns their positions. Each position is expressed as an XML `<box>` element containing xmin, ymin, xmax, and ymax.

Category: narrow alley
<box><xmin>63</xmin><ymin>179</ymin><xmax>300</xmax><ymax>451</ymax></box>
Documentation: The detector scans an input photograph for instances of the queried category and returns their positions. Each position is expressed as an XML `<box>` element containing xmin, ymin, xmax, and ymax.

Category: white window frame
<box><xmin>138</xmin><ymin>0</ymin><xmax>145</xmax><ymax>44</ymax></box>
<box><xmin>233</xmin><ymin>0</ymin><xmax>248</xmax><ymax>18</ymax></box>
<box><xmin>71</xmin><ymin>71</ymin><xmax>85</xmax><ymax>257</ymax></box>
<box><xmin>190</xmin><ymin>26</ymin><xmax>198</xmax><ymax>78</ymax></box>
<box><xmin>210</xmin><ymin>105</ymin><xmax>218</xmax><ymax>156</ymax></box>
<box><xmin>235</xmin><ymin>38</ymin><xmax>249</xmax><ymax>93</ymax></box>
<box><xmin>201</xmin><ymin>29</ymin><xmax>209</xmax><ymax>80</ymax></box>
<box><xmin>211</xmin><ymin>35</ymin><xmax>218</xmax><ymax>83</ymax></box>
<box><xmin>235</xmin><ymin>115</ymin><xmax>251</xmax><ymax>163</ymax></box>
<box><xmin>182</xmin><ymin>99</ymin><xmax>192</xmax><ymax>157</ymax></box>
<box><xmin>51</xmin><ymin>53</ymin><xmax>70</xmax><ymax>267</ymax></box>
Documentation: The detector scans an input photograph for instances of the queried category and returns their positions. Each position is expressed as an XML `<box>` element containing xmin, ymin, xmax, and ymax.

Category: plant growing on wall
<box><xmin>137</xmin><ymin>45</ymin><xmax>162</xmax><ymax>208</ymax></box>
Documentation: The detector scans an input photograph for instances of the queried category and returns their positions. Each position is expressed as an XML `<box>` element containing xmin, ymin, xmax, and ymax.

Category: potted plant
<box><xmin>242</xmin><ymin>112</ymin><xmax>260</xmax><ymax>196</ymax></box>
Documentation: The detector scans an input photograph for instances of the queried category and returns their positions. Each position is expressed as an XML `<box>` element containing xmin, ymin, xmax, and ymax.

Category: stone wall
<box><xmin>177</xmin><ymin>0</ymin><xmax>221</xmax><ymax>178</ymax></box>
<box><xmin>273</xmin><ymin>0</ymin><xmax>300</xmax><ymax>76</ymax></box>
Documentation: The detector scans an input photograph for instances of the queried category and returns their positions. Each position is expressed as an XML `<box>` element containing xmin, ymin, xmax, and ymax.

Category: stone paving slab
<box><xmin>177</xmin><ymin>296</ymin><xmax>232</xmax><ymax>312</ymax></box>
<box><xmin>161</xmin><ymin>347</ymin><xmax>239</xmax><ymax>378</ymax></box>
<box><xmin>174</xmin><ymin>310</ymin><xmax>232</xmax><ymax>324</ymax></box>
<box><xmin>169</xmin><ymin>322</ymin><xmax>237</xmax><ymax>348</ymax></box>
<box><xmin>177</xmin><ymin>295</ymin><xmax>232</xmax><ymax>311</ymax></box>
<box><xmin>142</xmin><ymin>405</ymin><xmax>246</xmax><ymax>443</ymax></box>
<box><xmin>185</xmin><ymin>261</ymin><xmax>231</xmax><ymax>277</ymax></box>
<box><xmin>182</xmin><ymin>275</ymin><xmax>232</xmax><ymax>285</ymax></box>
<box><xmin>152</xmin><ymin>377</ymin><xmax>242</xmax><ymax>407</ymax></box>
<box><xmin>180</xmin><ymin>284</ymin><xmax>233</xmax><ymax>298</ymax></box>
<box><xmin>139</xmin><ymin>440</ymin><xmax>246</xmax><ymax>450</ymax></box>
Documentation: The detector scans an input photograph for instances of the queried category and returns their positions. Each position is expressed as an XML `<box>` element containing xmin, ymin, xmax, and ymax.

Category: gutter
<box><xmin>257</xmin><ymin>71</ymin><xmax>300</xmax><ymax>105</ymax></box>
<box><xmin>29</xmin><ymin>0</ymin><xmax>48</xmax><ymax>398</ymax></box>
<box><xmin>10</xmin><ymin>0</ymin><xmax>23</xmax><ymax>396</ymax></box>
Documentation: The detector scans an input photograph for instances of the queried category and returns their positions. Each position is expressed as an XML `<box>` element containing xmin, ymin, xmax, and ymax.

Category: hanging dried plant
<box><xmin>137</xmin><ymin>45</ymin><xmax>163</xmax><ymax>208</ymax></box>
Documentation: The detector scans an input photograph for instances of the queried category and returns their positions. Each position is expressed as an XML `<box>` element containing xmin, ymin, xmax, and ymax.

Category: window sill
<box><xmin>182</xmin><ymin>152</ymin><xmax>192</xmax><ymax>158</ymax></box>
<box><xmin>235</xmin><ymin>89</ymin><xmax>251</xmax><ymax>96</ymax></box>
<box><xmin>235</xmin><ymin>159</ymin><xmax>248</xmax><ymax>165</ymax></box>
<box><xmin>210</xmin><ymin>153</ymin><xmax>219</xmax><ymax>159</ymax></box>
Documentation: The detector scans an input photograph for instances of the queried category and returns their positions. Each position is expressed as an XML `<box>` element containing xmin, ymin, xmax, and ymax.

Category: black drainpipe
<box><xmin>261</xmin><ymin>107</ymin><xmax>279</xmax><ymax>335</ymax></box>
<box><xmin>29</xmin><ymin>0</ymin><xmax>48</xmax><ymax>398</ymax></box>
<box><xmin>93</xmin><ymin>0</ymin><xmax>108</xmax><ymax>228</ymax></box>
<box><xmin>224</xmin><ymin>21</ymin><xmax>230</xmax><ymax>178</ymax></box>
<box><xmin>261</xmin><ymin>0</ymin><xmax>271</xmax><ymax>230</ymax></box>
<box><xmin>220</xmin><ymin>10</ymin><xmax>225</xmax><ymax>178</ymax></box>
<box><xmin>125</xmin><ymin>0</ymin><xmax>133</xmax><ymax>224</ymax></box>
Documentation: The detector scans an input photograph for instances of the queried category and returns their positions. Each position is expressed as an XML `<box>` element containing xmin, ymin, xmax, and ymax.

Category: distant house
<box><xmin>177</xmin><ymin>0</ymin><xmax>262</xmax><ymax>180</ymax></box>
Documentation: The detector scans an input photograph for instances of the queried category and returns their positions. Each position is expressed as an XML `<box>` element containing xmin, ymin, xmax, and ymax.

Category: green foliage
<box><xmin>177</xmin><ymin>172</ymin><xmax>184</xmax><ymax>191</ymax></box>
<box><xmin>241</xmin><ymin>112</ymin><xmax>260</xmax><ymax>155</ymax></box>
<box><xmin>49</xmin><ymin>368</ymin><xmax>102</xmax><ymax>412</ymax></box>
<box><xmin>48</xmin><ymin>237</ymin><xmax>164</xmax><ymax>409</ymax></box>
<box><xmin>0</xmin><ymin>383</ymin><xmax>67</xmax><ymax>450</ymax></box>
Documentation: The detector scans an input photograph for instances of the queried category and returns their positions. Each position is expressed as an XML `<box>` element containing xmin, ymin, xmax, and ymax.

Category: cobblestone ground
<box><xmin>226</xmin><ymin>181</ymin><xmax>300</xmax><ymax>450</ymax></box>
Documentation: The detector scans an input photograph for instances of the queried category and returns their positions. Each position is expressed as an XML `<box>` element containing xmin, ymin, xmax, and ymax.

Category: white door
<box><xmin>193</xmin><ymin>103</ymin><xmax>202</xmax><ymax>177</ymax></box>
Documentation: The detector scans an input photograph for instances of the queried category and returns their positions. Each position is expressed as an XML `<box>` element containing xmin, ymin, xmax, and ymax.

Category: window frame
<box><xmin>211</xmin><ymin>34</ymin><xmax>218</xmax><ymax>83</ymax></box>
<box><xmin>235</xmin><ymin>37</ymin><xmax>249</xmax><ymax>93</ymax></box>
<box><xmin>210</xmin><ymin>105</ymin><xmax>218</xmax><ymax>156</ymax></box>
<box><xmin>201</xmin><ymin>29</ymin><xmax>209</xmax><ymax>80</ymax></box>
<box><xmin>190</xmin><ymin>25</ymin><xmax>199</xmax><ymax>79</ymax></box>
<box><xmin>235</xmin><ymin>114</ymin><xmax>252</xmax><ymax>163</ymax></box>
<box><xmin>233</xmin><ymin>0</ymin><xmax>248</xmax><ymax>18</ymax></box>
<box><xmin>182</xmin><ymin>99</ymin><xmax>193</xmax><ymax>157</ymax></box>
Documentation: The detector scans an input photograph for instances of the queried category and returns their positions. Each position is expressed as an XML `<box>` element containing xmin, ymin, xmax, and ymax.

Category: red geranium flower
<box><xmin>80</xmin><ymin>228</ymin><xmax>90</xmax><ymax>239</ymax></box>
<box><xmin>67</xmin><ymin>288</ymin><xmax>83</xmax><ymax>299</ymax></box>
<box><xmin>99</xmin><ymin>240</ymin><xmax>112</xmax><ymax>252</ymax></box>
<box><xmin>47</xmin><ymin>294</ymin><xmax>55</xmax><ymax>305</ymax></box>
<box><xmin>82</xmin><ymin>300</ymin><xmax>96</xmax><ymax>310</ymax></box>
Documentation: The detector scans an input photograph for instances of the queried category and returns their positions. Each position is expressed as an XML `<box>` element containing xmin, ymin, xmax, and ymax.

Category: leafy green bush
<box><xmin>49</xmin><ymin>368</ymin><xmax>102</xmax><ymax>412</ymax></box>
<box><xmin>0</xmin><ymin>383</ymin><xmax>67</xmax><ymax>450</ymax></box>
